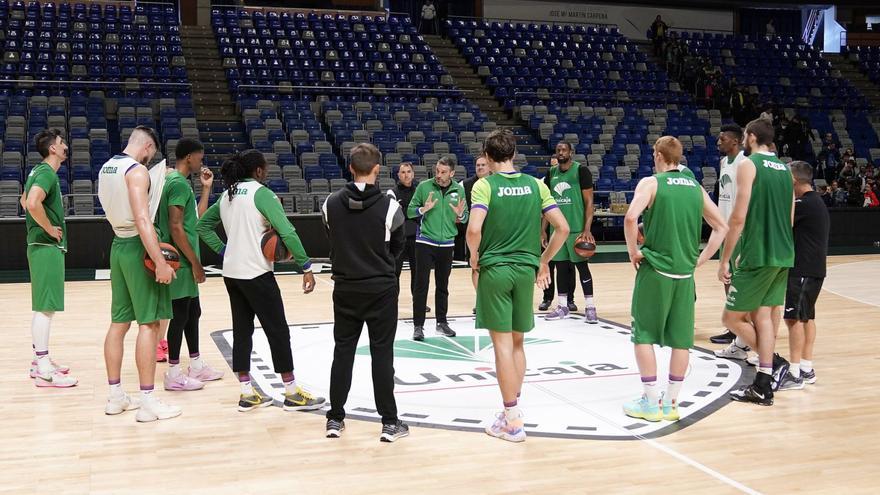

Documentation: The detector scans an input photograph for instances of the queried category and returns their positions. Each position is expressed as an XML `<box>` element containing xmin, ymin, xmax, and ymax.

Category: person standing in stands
<box><xmin>322</xmin><ymin>143</ymin><xmax>409</xmax><ymax>442</ymax></box>
<box><xmin>419</xmin><ymin>0</ymin><xmax>438</xmax><ymax>35</ymax></box>
<box><xmin>408</xmin><ymin>156</ymin><xmax>468</xmax><ymax>341</ymax></box>
<box><xmin>197</xmin><ymin>150</ymin><xmax>325</xmax><ymax>413</ymax></box>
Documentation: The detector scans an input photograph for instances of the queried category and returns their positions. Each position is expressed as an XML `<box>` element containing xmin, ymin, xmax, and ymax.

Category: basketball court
<box><xmin>4</xmin><ymin>255</ymin><xmax>879</xmax><ymax>494</ymax></box>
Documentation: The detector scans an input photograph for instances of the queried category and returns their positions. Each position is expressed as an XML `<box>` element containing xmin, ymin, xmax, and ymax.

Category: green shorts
<box><xmin>631</xmin><ymin>265</ymin><xmax>695</xmax><ymax>349</ymax></box>
<box><xmin>726</xmin><ymin>266</ymin><xmax>789</xmax><ymax>312</ymax></box>
<box><xmin>475</xmin><ymin>263</ymin><xmax>536</xmax><ymax>333</ymax></box>
<box><xmin>110</xmin><ymin>236</ymin><xmax>172</xmax><ymax>325</ymax></box>
<box><xmin>28</xmin><ymin>245</ymin><xmax>65</xmax><ymax>312</ymax></box>
<box><xmin>552</xmin><ymin>232</ymin><xmax>590</xmax><ymax>263</ymax></box>
<box><xmin>169</xmin><ymin>264</ymin><xmax>199</xmax><ymax>300</ymax></box>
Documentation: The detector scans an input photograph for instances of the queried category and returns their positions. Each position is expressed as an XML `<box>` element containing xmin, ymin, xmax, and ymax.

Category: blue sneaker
<box><xmin>661</xmin><ymin>397</ymin><xmax>680</xmax><ymax>421</ymax></box>
<box><xmin>623</xmin><ymin>395</ymin><xmax>662</xmax><ymax>422</ymax></box>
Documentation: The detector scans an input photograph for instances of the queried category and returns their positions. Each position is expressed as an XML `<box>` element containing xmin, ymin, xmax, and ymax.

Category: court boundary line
<box><xmin>823</xmin><ymin>260</ymin><xmax>880</xmax><ymax>308</ymax></box>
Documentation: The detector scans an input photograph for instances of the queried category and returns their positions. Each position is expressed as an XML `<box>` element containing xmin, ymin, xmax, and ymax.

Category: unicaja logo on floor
<box><xmin>213</xmin><ymin>316</ymin><xmax>747</xmax><ymax>439</ymax></box>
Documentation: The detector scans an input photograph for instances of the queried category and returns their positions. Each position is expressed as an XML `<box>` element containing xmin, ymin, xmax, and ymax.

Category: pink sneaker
<box><xmin>34</xmin><ymin>370</ymin><xmax>78</xmax><ymax>388</ymax></box>
<box><xmin>156</xmin><ymin>340</ymin><xmax>168</xmax><ymax>362</ymax></box>
<box><xmin>163</xmin><ymin>371</ymin><xmax>205</xmax><ymax>391</ymax></box>
<box><xmin>29</xmin><ymin>359</ymin><xmax>70</xmax><ymax>378</ymax></box>
<box><xmin>187</xmin><ymin>363</ymin><xmax>224</xmax><ymax>382</ymax></box>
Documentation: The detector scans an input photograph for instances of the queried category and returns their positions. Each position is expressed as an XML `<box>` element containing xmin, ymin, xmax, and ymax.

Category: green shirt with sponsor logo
<box><xmin>641</xmin><ymin>171</ymin><xmax>704</xmax><ymax>276</ymax></box>
<box><xmin>471</xmin><ymin>172</ymin><xmax>556</xmax><ymax>269</ymax></box>
<box><xmin>24</xmin><ymin>162</ymin><xmax>67</xmax><ymax>250</ymax></box>
<box><xmin>738</xmin><ymin>152</ymin><xmax>794</xmax><ymax>269</ymax></box>
<box><xmin>544</xmin><ymin>161</ymin><xmax>591</xmax><ymax>234</ymax></box>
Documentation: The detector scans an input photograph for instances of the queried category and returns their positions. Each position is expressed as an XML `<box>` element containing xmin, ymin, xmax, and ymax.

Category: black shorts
<box><xmin>784</xmin><ymin>275</ymin><xmax>824</xmax><ymax>322</ymax></box>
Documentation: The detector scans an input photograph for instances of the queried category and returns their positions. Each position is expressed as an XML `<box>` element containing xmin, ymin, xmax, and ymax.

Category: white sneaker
<box><xmin>135</xmin><ymin>396</ymin><xmax>182</xmax><ymax>422</ymax></box>
<box><xmin>714</xmin><ymin>342</ymin><xmax>750</xmax><ymax>360</ymax></box>
<box><xmin>34</xmin><ymin>370</ymin><xmax>78</xmax><ymax>388</ymax></box>
<box><xmin>746</xmin><ymin>354</ymin><xmax>758</xmax><ymax>367</ymax></box>
<box><xmin>105</xmin><ymin>393</ymin><xmax>141</xmax><ymax>415</ymax></box>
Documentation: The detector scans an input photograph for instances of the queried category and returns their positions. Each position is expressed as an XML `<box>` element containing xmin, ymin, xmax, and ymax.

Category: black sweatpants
<box><xmin>167</xmin><ymin>296</ymin><xmax>201</xmax><ymax>362</ymax></box>
<box><xmin>395</xmin><ymin>236</ymin><xmax>417</xmax><ymax>295</ymax></box>
<box><xmin>327</xmin><ymin>285</ymin><xmax>399</xmax><ymax>425</ymax></box>
<box><xmin>413</xmin><ymin>243</ymin><xmax>453</xmax><ymax>327</ymax></box>
<box><xmin>553</xmin><ymin>261</ymin><xmax>594</xmax><ymax>298</ymax></box>
<box><xmin>224</xmin><ymin>272</ymin><xmax>293</xmax><ymax>374</ymax></box>
<box><xmin>542</xmin><ymin>262</ymin><xmax>576</xmax><ymax>303</ymax></box>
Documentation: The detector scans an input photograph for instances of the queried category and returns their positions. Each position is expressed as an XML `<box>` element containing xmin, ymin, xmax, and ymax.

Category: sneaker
<box><xmin>380</xmin><ymin>420</ymin><xmax>410</xmax><ymax>443</ymax></box>
<box><xmin>801</xmin><ymin>368</ymin><xmax>816</xmax><ymax>384</ymax></box>
<box><xmin>238</xmin><ymin>391</ymin><xmax>274</xmax><ymax>412</ymax></box>
<box><xmin>777</xmin><ymin>371</ymin><xmax>805</xmax><ymax>391</ymax></box>
<box><xmin>709</xmin><ymin>330</ymin><xmax>736</xmax><ymax>344</ymax></box>
<box><xmin>729</xmin><ymin>383</ymin><xmax>773</xmax><ymax>406</ymax></box>
<box><xmin>746</xmin><ymin>354</ymin><xmax>758</xmax><ymax>366</ymax></box>
<box><xmin>105</xmin><ymin>393</ymin><xmax>141</xmax><ymax>415</ymax></box>
<box><xmin>538</xmin><ymin>300</ymin><xmax>552</xmax><ymax>311</ymax></box>
<box><xmin>34</xmin><ymin>370</ymin><xmax>78</xmax><ymax>388</ymax></box>
<box><xmin>622</xmin><ymin>395</ymin><xmax>662</xmax><ymax>422</ymax></box>
<box><xmin>485</xmin><ymin>411</ymin><xmax>526</xmax><ymax>442</ymax></box>
<box><xmin>326</xmin><ymin>419</ymin><xmax>345</xmax><ymax>438</ymax></box>
<box><xmin>283</xmin><ymin>386</ymin><xmax>326</xmax><ymax>411</ymax></box>
<box><xmin>544</xmin><ymin>305</ymin><xmax>570</xmax><ymax>321</ymax></box>
<box><xmin>714</xmin><ymin>342</ymin><xmax>750</xmax><ymax>360</ymax></box>
<box><xmin>29</xmin><ymin>358</ymin><xmax>69</xmax><ymax>378</ymax></box>
<box><xmin>136</xmin><ymin>396</ymin><xmax>182</xmax><ymax>422</ymax></box>
<box><xmin>436</xmin><ymin>322</ymin><xmax>456</xmax><ymax>337</ymax></box>
<box><xmin>187</xmin><ymin>363</ymin><xmax>225</xmax><ymax>382</ymax></box>
<box><xmin>661</xmin><ymin>397</ymin><xmax>680</xmax><ymax>421</ymax></box>
<box><xmin>567</xmin><ymin>301</ymin><xmax>578</xmax><ymax>312</ymax></box>
<box><xmin>413</xmin><ymin>326</ymin><xmax>425</xmax><ymax>341</ymax></box>
<box><xmin>155</xmin><ymin>339</ymin><xmax>168</xmax><ymax>362</ymax></box>
<box><xmin>163</xmin><ymin>372</ymin><xmax>205</xmax><ymax>391</ymax></box>
<box><xmin>472</xmin><ymin>307</ymin><xmax>476</xmax><ymax>315</ymax></box>
<box><xmin>584</xmin><ymin>305</ymin><xmax>598</xmax><ymax>324</ymax></box>
<box><xmin>771</xmin><ymin>354</ymin><xmax>791</xmax><ymax>392</ymax></box>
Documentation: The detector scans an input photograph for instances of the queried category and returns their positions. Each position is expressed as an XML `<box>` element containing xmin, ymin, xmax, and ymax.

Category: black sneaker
<box><xmin>413</xmin><ymin>326</ymin><xmax>425</xmax><ymax>341</ymax></box>
<box><xmin>801</xmin><ymin>368</ymin><xmax>816</xmax><ymax>384</ymax></box>
<box><xmin>567</xmin><ymin>301</ymin><xmax>578</xmax><ymax>312</ymax></box>
<box><xmin>426</xmin><ymin>306</ymin><xmax>432</xmax><ymax>313</ymax></box>
<box><xmin>709</xmin><ymin>329</ymin><xmax>736</xmax><ymax>344</ymax></box>
<box><xmin>472</xmin><ymin>307</ymin><xmax>476</xmax><ymax>315</ymax></box>
<box><xmin>436</xmin><ymin>322</ymin><xmax>456</xmax><ymax>337</ymax></box>
<box><xmin>730</xmin><ymin>373</ymin><xmax>774</xmax><ymax>406</ymax></box>
<box><xmin>771</xmin><ymin>354</ymin><xmax>790</xmax><ymax>392</ymax></box>
<box><xmin>380</xmin><ymin>420</ymin><xmax>410</xmax><ymax>443</ymax></box>
<box><xmin>326</xmin><ymin>419</ymin><xmax>345</xmax><ymax>438</ymax></box>
<box><xmin>538</xmin><ymin>300</ymin><xmax>552</xmax><ymax>311</ymax></box>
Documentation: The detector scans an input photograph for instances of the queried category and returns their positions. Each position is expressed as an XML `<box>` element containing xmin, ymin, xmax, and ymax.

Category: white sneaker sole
<box><xmin>485</xmin><ymin>428</ymin><xmax>526</xmax><ymax>443</ymax></box>
<box><xmin>136</xmin><ymin>408</ymin><xmax>183</xmax><ymax>422</ymax></box>
<box><xmin>380</xmin><ymin>431</ymin><xmax>410</xmax><ymax>443</ymax></box>
<box><xmin>105</xmin><ymin>402</ymin><xmax>141</xmax><ymax>415</ymax></box>
<box><xmin>715</xmin><ymin>351</ymin><xmax>748</xmax><ymax>360</ymax></box>
<box><xmin>326</xmin><ymin>426</ymin><xmax>345</xmax><ymax>438</ymax></box>
<box><xmin>283</xmin><ymin>402</ymin><xmax>326</xmax><ymax>412</ymax></box>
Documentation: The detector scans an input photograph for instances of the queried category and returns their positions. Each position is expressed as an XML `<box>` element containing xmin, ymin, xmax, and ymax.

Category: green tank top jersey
<box><xmin>547</xmin><ymin>161</ymin><xmax>585</xmax><ymax>234</ymax></box>
<box><xmin>471</xmin><ymin>172</ymin><xmax>556</xmax><ymax>269</ymax></box>
<box><xmin>739</xmin><ymin>152</ymin><xmax>794</xmax><ymax>269</ymax></box>
<box><xmin>641</xmin><ymin>171</ymin><xmax>704</xmax><ymax>276</ymax></box>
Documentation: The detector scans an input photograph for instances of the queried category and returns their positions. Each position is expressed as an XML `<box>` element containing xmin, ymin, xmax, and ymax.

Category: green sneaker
<box><xmin>661</xmin><ymin>398</ymin><xmax>680</xmax><ymax>421</ymax></box>
<box><xmin>283</xmin><ymin>386</ymin><xmax>326</xmax><ymax>411</ymax></box>
<box><xmin>623</xmin><ymin>395</ymin><xmax>662</xmax><ymax>422</ymax></box>
<box><xmin>238</xmin><ymin>391</ymin><xmax>273</xmax><ymax>412</ymax></box>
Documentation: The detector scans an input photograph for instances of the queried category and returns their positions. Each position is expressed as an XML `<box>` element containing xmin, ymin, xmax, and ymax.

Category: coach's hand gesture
<box><xmin>450</xmin><ymin>197</ymin><xmax>466</xmax><ymax>219</ymax></box>
<box><xmin>303</xmin><ymin>271</ymin><xmax>316</xmax><ymax>294</ymax></box>
<box><xmin>421</xmin><ymin>191</ymin><xmax>438</xmax><ymax>214</ymax></box>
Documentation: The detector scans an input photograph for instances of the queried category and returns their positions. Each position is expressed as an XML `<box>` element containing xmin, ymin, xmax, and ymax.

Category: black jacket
<box><xmin>323</xmin><ymin>183</ymin><xmax>406</xmax><ymax>290</ymax></box>
<box><xmin>389</xmin><ymin>180</ymin><xmax>419</xmax><ymax>237</ymax></box>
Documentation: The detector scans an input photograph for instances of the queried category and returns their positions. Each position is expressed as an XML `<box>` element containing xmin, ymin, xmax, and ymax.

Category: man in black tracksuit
<box><xmin>387</xmin><ymin>163</ymin><xmax>420</xmax><ymax>292</ymax></box>
<box><xmin>322</xmin><ymin>143</ymin><xmax>409</xmax><ymax>443</ymax></box>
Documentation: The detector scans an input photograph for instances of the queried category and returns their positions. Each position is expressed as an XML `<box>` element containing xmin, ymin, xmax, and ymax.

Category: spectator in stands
<box><xmin>650</xmin><ymin>15</ymin><xmax>669</xmax><ymax>56</ymax></box>
<box><xmin>819</xmin><ymin>185</ymin><xmax>834</xmax><ymax>207</ymax></box>
<box><xmin>845</xmin><ymin>178</ymin><xmax>863</xmax><ymax>207</ymax></box>
<box><xmin>419</xmin><ymin>0</ymin><xmax>439</xmax><ymax>35</ymax></box>
<box><xmin>817</xmin><ymin>133</ymin><xmax>841</xmax><ymax>180</ymax></box>
<box><xmin>830</xmin><ymin>180</ymin><xmax>847</xmax><ymax>206</ymax></box>
<box><xmin>787</xmin><ymin>115</ymin><xmax>812</xmax><ymax>161</ymax></box>
<box><xmin>864</xmin><ymin>179</ymin><xmax>879</xmax><ymax>207</ymax></box>
<box><xmin>730</xmin><ymin>87</ymin><xmax>748</xmax><ymax>126</ymax></box>
<box><xmin>838</xmin><ymin>159</ymin><xmax>856</xmax><ymax>182</ymax></box>
<box><xmin>766</xmin><ymin>19</ymin><xmax>776</xmax><ymax>37</ymax></box>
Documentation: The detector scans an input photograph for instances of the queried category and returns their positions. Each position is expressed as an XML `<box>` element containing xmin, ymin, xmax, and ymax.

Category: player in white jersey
<box><xmin>711</xmin><ymin>124</ymin><xmax>747</xmax><ymax>346</ymax></box>
<box><xmin>97</xmin><ymin>126</ymin><xmax>181</xmax><ymax>422</ymax></box>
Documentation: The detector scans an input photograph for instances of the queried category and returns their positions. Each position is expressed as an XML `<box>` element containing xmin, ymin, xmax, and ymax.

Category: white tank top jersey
<box><xmin>97</xmin><ymin>155</ymin><xmax>167</xmax><ymax>238</ymax></box>
<box><xmin>718</xmin><ymin>150</ymin><xmax>745</xmax><ymax>221</ymax></box>
<box><xmin>217</xmin><ymin>180</ymin><xmax>274</xmax><ymax>279</ymax></box>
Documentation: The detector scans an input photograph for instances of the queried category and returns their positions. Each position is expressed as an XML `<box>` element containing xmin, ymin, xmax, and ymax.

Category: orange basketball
<box><xmin>261</xmin><ymin>229</ymin><xmax>291</xmax><ymax>262</ymax></box>
<box><xmin>144</xmin><ymin>242</ymin><xmax>181</xmax><ymax>273</ymax></box>
<box><xmin>574</xmin><ymin>239</ymin><xmax>597</xmax><ymax>258</ymax></box>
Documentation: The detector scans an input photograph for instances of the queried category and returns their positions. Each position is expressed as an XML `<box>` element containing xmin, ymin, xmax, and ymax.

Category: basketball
<box><xmin>574</xmin><ymin>239</ymin><xmax>597</xmax><ymax>258</ymax></box>
<box><xmin>144</xmin><ymin>243</ymin><xmax>180</xmax><ymax>273</ymax></box>
<box><xmin>261</xmin><ymin>229</ymin><xmax>291</xmax><ymax>262</ymax></box>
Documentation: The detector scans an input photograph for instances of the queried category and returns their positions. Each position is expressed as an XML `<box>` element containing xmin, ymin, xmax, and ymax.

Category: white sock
<box><xmin>789</xmin><ymin>363</ymin><xmax>801</xmax><ymax>378</ymax></box>
<box><xmin>642</xmin><ymin>379</ymin><xmax>659</xmax><ymax>405</ymax></box>
<box><xmin>585</xmin><ymin>296</ymin><xmax>595</xmax><ymax>307</ymax></box>
<box><xmin>504</xmin><ymin>405</ymin><xmax>522</xmax><ymax>421</ymax></box>
<box><xmin>109</xmin><ymin>383</ymin><xmax>123</xmax><ymax>397</ymax></box>
<box><xmin>141</xmin><ymin>388</ymin><xmax>155</xmax><ymax>401</ymax></box>
<box><xmin>757</xmin><ymin>366</ymin><xmax>772</xmax><ymax>376</ymax></box>
<box><xmin>666</xmin><ymin>377</ymin><xmax>684</xmax><ymax>403</ymax></box>
<box><xmin>31</xmin><ymin>311</ymin><xmax>53</xmax><ymax>357</ymax></box>
<box><xmin>284</xmin><ymin>379</ymin><xmax>298</xmax><ymax>395</ymax></box>
<box><xmin>36</xmin><ymin>354</ymin><xmax>53</xmax><ymax>375</ymax></box>
<box><xmin>557</xmin><ymin>294</ymin><xmax>568</xmax><ymax>307</ymax></box>
<box><xmin>190</xmin><ymin>354</ymin><xmax>205</xmax><ymax>371</ymax></box>
<box><xmin>168</xmin><ymin>363</ymin><xmax>181</xmax><ymax>378</ymax></box>
<box><xmin>734</xmin><ymin>336</ymin><xmax>748</xmax><ymax>349</ymax></box>
<box><xmin>801</xmin><ymin>359</ymin><xmax>813</xmax><ymax>372</ymax></box>
<box><xmin>240</xmin><ymin>381</ymin><xmax>255</xmax><ymax>395</ymax></box>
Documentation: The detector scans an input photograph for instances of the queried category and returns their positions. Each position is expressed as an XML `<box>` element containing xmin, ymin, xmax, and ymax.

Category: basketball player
<box><xmin>778</xmin><ymin>161</ymin><xmax>829</xmax><ymax>390</ymax></box>
<box><xmin>22</xmin><ymin>129</ymin><xmax>76</xmax><ymax>387</ymax></box>
<box><xmin>710</xmin><ymin>124</ymin><xmax>747</xmax><ymax>345</ymax></box>
<box><xmin>322</xmin><ymin>143</ymin><xmax>409</xmax><ymax>442</ymax></box>
<box><xmin>197</xmin><ymin>150</ymin><xmax>325</xmax><ymax>412</ymax></box>
<box><xmin>407</xmin><ymin>156</ymin><xmax>468</xmax><ymax>341</ymax></box>
<box><xmin>720</xmin><ymin>118</ymin><xmax>795</xmax><ymax>406</ymax></box>
<box><xmin>467</xmin><ymin>130</ymin><xmax>569</xmax><ymax>442</ymax></box>
<box><xmin>542</xmin><ymin>141</ymin><xmax>598</xmax><ymax>323</ymax></box>
<box><xmin>623</xmin><ymin>136</ymin><xmax>728</xmax><ymax>422</ymax></box>
<box><xmin>98</xmin><ymin>126</ymin><xmax>180</xmax><ymax>422</ymax></box>
<box><xmin>539</xmin><ymin>154</ymin><xmax>576</xmax><ymax>313</ymax></box>
<box><xmin>156</xmin><ymin>138</ymin><xmax>224</xmax><ymax>391</ymax></box>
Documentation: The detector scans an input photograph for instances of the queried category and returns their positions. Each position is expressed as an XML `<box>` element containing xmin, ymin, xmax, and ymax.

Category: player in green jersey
<box><xmin>623</xmin><ymin>136</ymin><xmax>728</xmax><ymax>422</ymax></box>
<box><xmin>467</xmin><ymin>130</ymin><xmax>569</xmax><ymax>442</ymax></box>
<box><xmin>719</xmin><ymin>118</ymin><xmax>795</xmax><ymax>406</ymax></box>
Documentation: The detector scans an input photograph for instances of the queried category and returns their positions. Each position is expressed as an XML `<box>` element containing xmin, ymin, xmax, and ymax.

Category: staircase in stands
<box><xmin>824</xmin><ymin>52</ymin><xmax>880</xmax><ymax>110</ymax></box>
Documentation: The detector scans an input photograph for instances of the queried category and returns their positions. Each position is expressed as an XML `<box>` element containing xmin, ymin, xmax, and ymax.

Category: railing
<box><xmin>447</xmin><ymin>14</ymin><xmax>615</xmax><ymax>29</ymax></box>
<box><xmin>211</xmin><ymin>3</ymin><xmax>384</xmax><ymax>17</ymax></box>
<box><xmin>667</xmin><ymin>25</ymin><xmax>734</xmax><ymax>36</ymax></box>
<box><xmin>233</xmin><ymin>84</ymin><xmax>472</xmax><ymax>102</ymax></box>
<box><xmin>511</xmin><ymin>90</ymin><xmax>666</xmax><ymax>109</ymax></box>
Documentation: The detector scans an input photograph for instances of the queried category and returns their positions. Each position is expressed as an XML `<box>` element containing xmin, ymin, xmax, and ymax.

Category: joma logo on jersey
<box><xmin>102</xmin><ymin>167</ymin><xmax>118</xmax><ymax>174</ymax></box>
<box><xmin>553</xmin><ymin>181</ymin><xmax>572</xmax><ymax>196</ymax></box>
<box><xmin>231</xmin><ymin>187</ymin><xmax>249</xmax><ymax>196</ymax></box>
<box><xmin>497</xmin><ymin>185</ymin><xmax>533</xmax><ymax>197</ymax></box>
<box><xmin>763</xmin><ymin>162</ymin><xmax>787</xmax><ymax>171</ymax></box>
<box><xmin>667</xmin><ymin>177</ymin><xmax>696</xmax><ymax>187</ymax></box>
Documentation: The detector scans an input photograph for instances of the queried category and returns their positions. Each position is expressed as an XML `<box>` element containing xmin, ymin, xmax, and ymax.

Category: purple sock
<box><xmin>108</xmin><ymin>378</ymin><xmax>121</xmax><ymax>386</ymax></box>
<box><xmin>35</xmin><ymin>350</ymin><xmax>49</xmax><ymax>357</ymax></box>
<box><xmin>169</xmin><ymin>359</ymin><xmax>180</xmax><ymax>365</ymax></box>
<box><xmin>641</xmin><ymin>375</ymin><xmax>657</xmax><ymax>383</ymax></box>
<box><xmin>189</xmin><ymin>352</ymin><xmax>200</xmax><ymax>359</ymax></box>
<box><xmin>503</xmin><ymin>399</ymin><xmax>517</xmax><ymax>408</ymax></box>
<box><xmin>238</xmin><ymin>372</ymin><xmax>251</xmax><ymax>382</ymax></box>
<box><xmin>140</xmin><ymin>384</ymin><xmax>154</xmax><ymax>391</ymax></box>
<box><xmin>281</xmin><ymin>372</ymin><xmax>295</xmax><ymax>383</ymax></box>
<box><xmin>669</xmin><ymin>375</ymin><xmax>684</xmax><ymax>382</ymax></box>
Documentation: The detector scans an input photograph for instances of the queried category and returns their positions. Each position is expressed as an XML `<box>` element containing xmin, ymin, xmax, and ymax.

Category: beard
<box><xmin>435</xmin><ymin>176</ymin><xmax>451</xmax><ymax>187</ymax></box>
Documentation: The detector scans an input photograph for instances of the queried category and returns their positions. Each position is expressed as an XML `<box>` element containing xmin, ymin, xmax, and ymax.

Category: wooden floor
<box><xmin>2</xmin><ymin>255</ymin><xmax>879</xmax><ymax>494</ymax></box>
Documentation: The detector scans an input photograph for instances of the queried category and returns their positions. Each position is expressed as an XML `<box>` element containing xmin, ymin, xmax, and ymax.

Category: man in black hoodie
<box><xmin>321</xmin><ymin>143</ymin><xmax>409</xmax><ymax>443</ymax></box>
